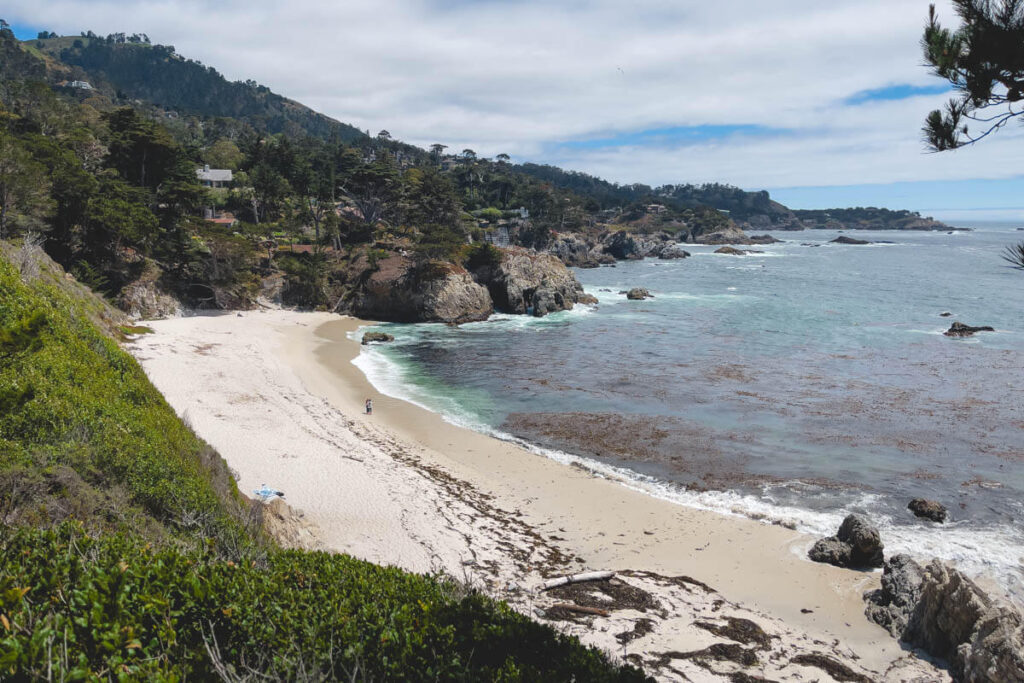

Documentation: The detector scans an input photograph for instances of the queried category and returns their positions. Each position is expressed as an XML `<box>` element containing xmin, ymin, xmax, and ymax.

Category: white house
<box><xmin>196</xmin><ymin>165</ymin><xmax>233</xmax><ymax>188</ymax></box>
<box><xmin>69</xmin><ymin>80</ymin><xmax>93</xmax><ymax>90</ymax></box>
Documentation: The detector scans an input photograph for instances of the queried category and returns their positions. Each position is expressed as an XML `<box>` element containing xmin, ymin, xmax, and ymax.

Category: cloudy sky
<box><xmin>6</xmin><ymin>0</ymin><xmax>1024</xmax><ymax>221</ymax></box>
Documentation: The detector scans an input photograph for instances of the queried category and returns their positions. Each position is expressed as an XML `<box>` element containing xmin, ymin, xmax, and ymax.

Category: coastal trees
<box><xmin>0</xmin><ymin>132</ymin><xmax>52</xmax><ymax>239</ymax></box>
<box><xmin>921</xmin><ymin>0</ymin><xmax>1024</xmax><ymax>150</ymax></box>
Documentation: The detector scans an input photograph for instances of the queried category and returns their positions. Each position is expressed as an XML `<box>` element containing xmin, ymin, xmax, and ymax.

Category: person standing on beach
<box><xmin>365</xmin><ymin>398</ymin><xmax>373</xmax><ymax>415</ymax></box>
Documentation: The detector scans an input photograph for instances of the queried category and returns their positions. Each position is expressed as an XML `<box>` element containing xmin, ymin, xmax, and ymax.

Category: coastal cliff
<box><xmin>471</xmin><ymin>247</ymin><xmax>589</xmax><ymax>316</ymax></box>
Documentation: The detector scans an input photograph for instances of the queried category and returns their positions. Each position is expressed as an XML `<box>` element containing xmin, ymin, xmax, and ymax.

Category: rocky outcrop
<box><xmin>748</xmin><ymin>234</ymin><xmax>782</xmax><ymax>244</ymax></box>
<box><xmin>945</xmin><ymin>322</ymin><xmax>995</xmax><ymax>337</ymax></box>
<box><xmin>116</xmin><ymin>263</ymin><xmax>182</xmax><ymax>319</ymax></box>
<box><xmin>549</xmin><ymin>233</ymin><xmax>598</xmax><ymax>267</ymax></box>
<box><xmin>352</xmin><ymin>256</ymin><xmax>492</xmax><ymax>324</ymax></box>
<box><xmin>696</xmin><ymin>225</ymin><xmax>755</xmax><ymax>245</ymax></box>
<box><xmin>471</xmin><ymin>248</ymin><xmax>586</xmax><ymax>317</ymax></box>
<box><xmin>715</xmin><ymin>246</ymin><xmax>747</xmax><ymax>256</ymax></box>
<box><xmin>656</xmin><ymin>244</ymin><xmax>691</xmax><ymax>259</ymax></box>
<box><xmin>602</xmin><ymin>231</ymin><xmax>647</xmax><ymax>260</ymax></box>
<box><xmin>361</xmin><ymin>332</ymin><xmax>394</xmax><ymax>344</ymax></box>
<box><xmin>864</xmin><ymin>554</ymin><xmax>925</xmax><ymax>636</ymax></box>
<box><xmin>808</xmin><ymin>514</ymin><xmax>884</xmax><ymax>569</ymax></box>
<box><xmin>625</xmin><ymin>288</ymin><xmax>652</xmax><ymax>300</ymax></box>
<box><xmin>865</xmin><ymin>555</ymin><xmax>1024</xmax><ymax>682</ymax></box>
<box><xmin>908</xmin><ymin>498</ymin><xmax>948</xmax><ymax>523</ymax></box>
<box><xmin>830</xmin><ymin>236</ymin><xmax>871</xmax><ymax>245</ymax></box>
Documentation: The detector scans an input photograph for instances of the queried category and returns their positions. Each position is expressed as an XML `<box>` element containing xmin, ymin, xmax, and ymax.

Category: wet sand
<box><xmin>130</xmin><ymin>310</ymin><xmax>945</xmax><ymax>681</ymax></box>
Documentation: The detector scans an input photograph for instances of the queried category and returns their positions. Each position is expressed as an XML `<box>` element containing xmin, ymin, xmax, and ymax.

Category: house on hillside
<box><xmin>645</xmin><ymin>204</ymin><xmax>667</xmax><ymax>215</ymax></box>
<box><xmin>203</xmin><ymin>208</ymin><xmax>237</xmax><ymax>228</ymax></box>
<box><xmin>197</xmin><ymin>165</ymin><xmax>233</xmax><ymax>188</ymax></box>
<box><xmin>69</xmin><ymin>80</ymin><xmax>93</xmax><ymax>90</ymax></box>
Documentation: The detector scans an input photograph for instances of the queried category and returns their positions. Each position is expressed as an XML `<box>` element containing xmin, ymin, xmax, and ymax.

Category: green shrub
<box><xmin>0</xmin><ymin>525</ymin><xmax>649</xmax><ymax>681</ymax></box>
<box><xmin>0</xmin><ymin>257</ymin><xmax>245</xmax><ymax>544</ymax></box>
<box><xmin>464</xmin><ymin>242</ymin><xmax>504</xmax><ymax>270</ymax></box>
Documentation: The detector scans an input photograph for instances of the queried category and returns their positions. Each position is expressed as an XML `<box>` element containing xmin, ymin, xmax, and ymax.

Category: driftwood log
<box><xmin>551</xmin><ymin>603</ymin><xmax>610</xmax><ymax>617</ymax></box>
<box><xmin>541</xmin><ymin>571</ymin><xmax>615</xmax><ymax>591</ymax></box>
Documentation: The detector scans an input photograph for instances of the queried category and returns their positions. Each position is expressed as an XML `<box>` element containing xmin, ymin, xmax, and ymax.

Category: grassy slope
<box><xmin>0</xmin><ymin>245</ymin><xmax>647</xmax><ymax>681</ymax></box>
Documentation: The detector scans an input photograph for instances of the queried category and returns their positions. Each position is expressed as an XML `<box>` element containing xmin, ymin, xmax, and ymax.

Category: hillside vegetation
<box><xmin>0</xmin><ymin>242</ymin><xmax>646</xmax><ymax>680</ymax></box>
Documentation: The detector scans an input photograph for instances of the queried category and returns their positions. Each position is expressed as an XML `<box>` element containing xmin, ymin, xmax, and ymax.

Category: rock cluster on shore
<box><xmin>865</xmin><ymin>555</ymin><xmax>1024</xmax><ymax>682</ymax></box>
<box><xmin>808</xmin><ymin>514</ymin><xmax>884</xmax><ymax>569</ymax></box>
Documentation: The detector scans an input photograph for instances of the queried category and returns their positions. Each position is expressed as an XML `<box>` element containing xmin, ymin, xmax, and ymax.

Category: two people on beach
<box><xmin>365</xmin><ymin>398</ymin><xmax>373</xmax><ymax>415</ymax></box>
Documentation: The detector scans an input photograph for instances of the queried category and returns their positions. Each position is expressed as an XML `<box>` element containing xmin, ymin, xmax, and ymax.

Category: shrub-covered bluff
<box><xmin>0</xmin><ymin>243</ymin><xmax>647</xmax><ymax>680</ymax></box>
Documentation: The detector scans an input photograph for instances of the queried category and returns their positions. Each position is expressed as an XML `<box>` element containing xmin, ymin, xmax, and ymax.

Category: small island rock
<box><xmin>830</xmin><ymin>236</ymin><xmax>872</xmax><ymax>245</ymax></box>
<box><xmin>626</xmin><ymin>288</ymin><xmax>652</xmax><ymax>300</ymax></box>
<box><xmin>908</xmin><ymin>498</ymin><xmax>947</xmax><ymax>523</ymax></box>
<box><xmin>361</xmin><ymin>332</ymin><xmax>395</xmax><ymax>345</ymax></box>
<box><xmin>714</xmin><ymin>246</ymin><xmax>746</xmax><ymax>256</ymax></box>
<box><xmin>944</xmin><ymin>321</ymin><xmax>995</xmax><ymax>337</ymax></box>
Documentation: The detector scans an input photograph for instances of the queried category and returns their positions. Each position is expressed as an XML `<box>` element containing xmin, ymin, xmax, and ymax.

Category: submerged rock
<box><xmin>361</xmin><ymin>332</ymin><xmax>395</xmax><ymax>345</ymax></box>
<box><xmin>908</xmin><ymin>498</ymin><xmax>948</xmax><ymax>523</ymax></box>
<box><xmin>830</xmin><ymin>236</ymin><xmax>871</xmax><ymax>245</ymax></box>
<box><xmin>865</xmin><ymin>555</ymin><xmax>1024</xmax><ymax>682</ymax></box>
<box><xmin>626</xmin><ymin>288</ymin><xmax>652</xmax><ymax>300</ymax></box>
<box><xmin>944</xmin><ymin>322</ymin><xmax>995</xmax><ymax>337</ymax></box>
<box><xmin>808</xmin><ymin>514</ymin><xmax>884</xmax><ymax>569</ymax></box>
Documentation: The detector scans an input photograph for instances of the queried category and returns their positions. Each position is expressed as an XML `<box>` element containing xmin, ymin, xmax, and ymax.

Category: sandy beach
<box><xmin>130</xmin><ymin>310</ymin><xmax>946</xmax><ymax>681</ymax></box>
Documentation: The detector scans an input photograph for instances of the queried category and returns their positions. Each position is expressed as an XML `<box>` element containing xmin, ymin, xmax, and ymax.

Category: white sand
<box><xmin>129</xmin><ymin>310</ymin><xmax>947</xmax><ymax>682</ymax></box>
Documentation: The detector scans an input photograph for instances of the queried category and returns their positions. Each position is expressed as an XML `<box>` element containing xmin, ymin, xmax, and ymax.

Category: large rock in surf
<box><xmin>361</xmin><ymin>332</ymin><xmax>395</xmax><ymax>345</ymax></box>
<box><xmin>625</xmin><ymin>288</ymin><xmax>652</xmax><ymax>300</ymax></box>
<box><xmin>471</xmin><ymin>247</ymin><xmax>586</xmax><ymax>317</ymax></box>
<box><xmin>908</xmin><ymin>498</ymin><xmax>948</xmax><ymax>523</ymax></box>
<box><xmin>865</xmin><ymin>555</ymin><xmax>1024</xmax><ymax>682</ymax></box>
<box><xmin>830</xmin><ymin>235</ymin><xmax>871</xmax><ymax>245</ymax></box>
<box><xmin>944</xmin><ymin>322</ymin><xmax>995</xmax><ymax>337</ymax></box>
<box><xmin>808</xmin><ymin>514</ymin><xmax>884</xmax><ymax>569</ymax></box>
<box><xmin>352</xmin><ymin>256</ymin><xmax>493</xmax><ymax>324</ymax></box>
<box><xmin>694</xmin><ymin>224</ymin><xmax>753</xmax><ymax>245</ymax></box>
<box><xmin>602</xmin><ymin>231</ymin><xmax>646</xmax><ymax>260</ymax></box>
<box><xmin>715</xmin><ymin>246</ymin><xmax>747</xmax><ymax>256</ymax></box>
<box><xmin>657</xmin><ymin>244</ymin><xmax>691</xmax><ymax>260</ymax></box>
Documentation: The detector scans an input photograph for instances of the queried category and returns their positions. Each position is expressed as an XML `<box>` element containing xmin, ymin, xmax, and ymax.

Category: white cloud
<box><xmin>8</xmin><ymin>0</ymin><xmax>1021</xmax><ymax>205</ymax></box>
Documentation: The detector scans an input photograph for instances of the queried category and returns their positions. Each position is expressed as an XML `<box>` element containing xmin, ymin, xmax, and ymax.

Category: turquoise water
<box><xmin>349</xmin><ymin>223</ymin><xmax>1024</xmax><ymax>600</ymax></box>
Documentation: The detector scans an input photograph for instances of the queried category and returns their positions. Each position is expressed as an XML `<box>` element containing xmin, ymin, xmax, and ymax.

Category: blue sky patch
<box><xmin>557</xmin><ymin>124</ymin><xmax>782</xmax><ymax>150</ymax></box>
<box><xmin>844</xmin><ymin>83</ymin><xmax>951</xmax><ymax>105</ymax></box>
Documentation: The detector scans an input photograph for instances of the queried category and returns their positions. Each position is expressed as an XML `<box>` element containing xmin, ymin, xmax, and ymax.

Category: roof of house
<box><xmin>196</xmin><ymin>165</ymin><xmax>233</xmax><ymax>183</ymax></box>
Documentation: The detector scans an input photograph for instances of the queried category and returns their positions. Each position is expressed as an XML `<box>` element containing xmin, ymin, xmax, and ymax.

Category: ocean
<box><xmin>349</xmin><ymin>223</ymin><xmax>1024</xmax><ymax>602</ymax></box>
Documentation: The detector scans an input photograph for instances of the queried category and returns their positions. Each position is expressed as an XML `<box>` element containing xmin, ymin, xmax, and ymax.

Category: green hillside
<box><xmin>29</xmin><ymin>33</ymin><xmax>367</xmax><ymax>143</ymax></box>
<box><xmin>0</xmin><ymin>240</ymin><xmax>646</xmax><ymax>680</ymax></box>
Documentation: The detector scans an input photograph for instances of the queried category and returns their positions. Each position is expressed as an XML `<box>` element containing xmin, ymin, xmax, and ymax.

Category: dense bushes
<box><xmin>0</xmin><ymin>526</ymin><xmax>647</xmax><ymax>681</ymax></box>
<box><xmin>0</xmin><ymin>255</ymin><xmax>245</xmax><ymax>543</ymax></box>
